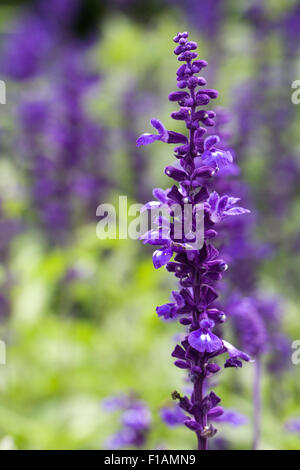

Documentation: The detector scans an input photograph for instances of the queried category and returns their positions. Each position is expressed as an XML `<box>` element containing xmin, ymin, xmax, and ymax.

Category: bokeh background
<box><xmin>0</xmin><ymin>0</ymin><xmax>300</xmax><ymax>450</ymax></box>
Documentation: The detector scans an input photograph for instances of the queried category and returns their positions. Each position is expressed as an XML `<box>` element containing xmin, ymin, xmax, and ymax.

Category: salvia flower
<box><xmin>137</xmin><ymin>32</ymin><xmax>251</xmax><ymax>450</ymax></box>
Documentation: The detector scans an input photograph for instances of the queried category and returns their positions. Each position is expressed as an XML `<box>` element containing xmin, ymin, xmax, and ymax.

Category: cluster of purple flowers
<box><xmin>2</xmin><ymin>0</ymin><xmax>107</xmax><ymax>244</ymax></box>
<box><xmin>137</xmin><ymin>32</ymin><xmax>251</xmax><ymax>450</ymax></box>
<box><xmin>102</xmin><ymin>394</ymin><xmax>152</xmax><ymax>449</ymax></box>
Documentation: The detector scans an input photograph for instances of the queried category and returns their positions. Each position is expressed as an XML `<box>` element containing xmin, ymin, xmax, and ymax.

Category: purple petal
<box><xmin>200</xmin><ymin>284</ymin><xmax>218</xmax><ymax>305</ymax></box>
<box><xmin>213</xmin><ymin>409</ymin><xmax>248</xmax><ymax>427</ymax></box>
<box><xmin>208</xmin><ymin>406</ymin><xmax>224</xmax><ymax>419</ymax></box>
<box><xmin>150</xmin><ymin>119</ymin><xmax>168</xmax><ymax>138</ymax></box>
<box><xmin>171</xmin><ymin>344</ymin><xmax>186</xmax><ymax>359</ymax></box>
<box><xmin>188</xmin><ymin>328</ymin><xmax>223</xmax><ymax>353</ymax></box>
<box><xmin>167</xmin><ymin>131</ymin><xmax>188</xmax><ymax>144</ymax></box>
<box><xmin>156</xmin><ymin>303</ymin><xmax>177</xmax><ymax>319</ymax></box>
<box><xmin>168</xmin><ymin>91</ymin><xmax>189</xmax><ymax>102</ymax></box>
<box><xmin>136</xmin><ymin>133</ymin><xmax>160</xmax><ymax>147</ymax></box>
<box><xmin>208</xmin><ymin>191</ymin><xmax>219</xmax><ymax>212</ymax></box>
<box><xmin>216</xmin><ymin>195</ymin><xmax>229</xmax><ymax>215</ymax></box>
<box><xmin>174</xmin><ymin>360</ymin><xmax>190</xmax><ymax>369</ymax></box>
<box><xmin>140</xmin><ymin>201</ymin><xmax>161</xmax><ymax>212</ymax></box>
<box><xmin>167</xmin><ymin>185</ymin><xmax>183</xmax><ymax>204</ymax></box>
<box><xmin>204</xmin><ymin>135</ymin><xmax>220</xmax><ymax>151</ymax></box>
<box><xmin>172</xmin><ymin>290</ymin><xmax>184</xmax><ymax>307</ymax></box>
<box><xmin>199</xmin><ymin>318</ymin><xmax>215</xmax><ymax>330</ymax></box>
<box><xmin>152</xmin><ymin>247</ymin><xmax>173</xmax><ymax>269</ymax></box>
<box><xmin>202</xmin><ymin>149</ymin><xmax>233</xmax><ymax>169</ymax></box>
<box><xmin>194</xmin><ymin>185</ymin><xmax>209</xmax><ymax>204</ymax></box>
<box><xmin>223</xmin><ymin>340</ymin><xmax>252</xmax><ymax>367</ymax></box>
<box><xmin>136</xmin><ymin>119</ymin><xmax>168</xmax><ymax>147</ymax></box>
<box><xmin>153</xmin><ymin>188</ymin><xmax>168</xmax><ymax>203</ymax></box>
<box><xmin>227</xmin><ymin>197</ymin><xmax>241</xmax><ymax>205</ymax></box>
<box><xmin>160</xmin><ymin>405</ymin><xmax>186</xmax><ymax>427</ymax></box>
<box><xmin>165</xmin><ymin>166</ymin><xmax>187</xmax><ymax>181</ymax></box>
<box><xmin>223</xmin><ymin>207</ymin><xmax>251</xmax><ymax>216</ymax></box>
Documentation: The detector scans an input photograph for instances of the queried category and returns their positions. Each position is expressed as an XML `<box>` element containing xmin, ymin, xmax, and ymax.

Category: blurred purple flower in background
<box><xmin>2</xmin><ymin>0</ymin><xmax>108</xmax><ymax>244</ymax></box>
<box><xmin>103</xmin><ymin>394</ymin><xmax>152</xmax><ymax>449</ymax></box>
<box><xmin>285</xmin><ymin>417</ymin><xmax>300</xmax><ymax>435</ymax></box>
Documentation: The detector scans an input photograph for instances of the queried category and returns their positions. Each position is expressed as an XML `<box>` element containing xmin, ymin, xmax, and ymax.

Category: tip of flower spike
<box><xmin>173</xmin><ymin>32</ymin><xmax>189</xmax><ymax>43</ymax></box>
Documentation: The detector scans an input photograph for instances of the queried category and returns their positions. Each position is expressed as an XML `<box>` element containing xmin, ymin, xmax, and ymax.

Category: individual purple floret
<box><xmin>137</xmin><ymin>32</ymin><xmax>251</xmax><ymax>450</ymax></box>
<box><xmin>102</xmin><ymin>394</ymin><xmax>152</xmax><ymax>449</ymax></box>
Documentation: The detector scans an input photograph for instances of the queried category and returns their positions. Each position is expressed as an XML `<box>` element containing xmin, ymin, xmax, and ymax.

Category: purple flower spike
<box><xmin>137</xmin><ymin>31</ymin><xmax>251</xmax><ymax>451</ymax></box>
